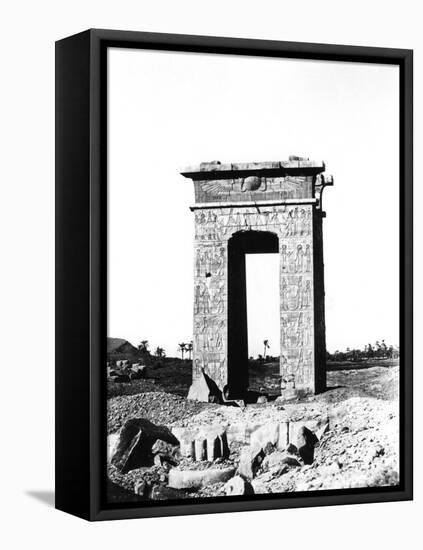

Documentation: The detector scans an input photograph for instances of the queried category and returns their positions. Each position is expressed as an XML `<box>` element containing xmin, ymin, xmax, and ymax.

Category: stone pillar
<box><xmin>181</xmin><ymin>158</ymin><xmax>333</xmax><ymax>401</ymax></box>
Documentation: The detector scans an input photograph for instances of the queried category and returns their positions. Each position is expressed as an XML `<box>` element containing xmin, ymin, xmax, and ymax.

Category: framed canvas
<box><xmin>55</xmin><ymin>29</ymin><xmax>413</xmax><ymax>521</ymax></box>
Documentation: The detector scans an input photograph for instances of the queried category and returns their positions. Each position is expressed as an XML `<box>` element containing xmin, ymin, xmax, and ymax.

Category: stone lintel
<box><xmin>190</xmin><ymin>198</ymin><xmax>318</xmax><ymax>211</ymax></box>
<box><xmin>181</xmin><ymin>159</ymin><xmax>325</xmax><ymax>181</ymax></box>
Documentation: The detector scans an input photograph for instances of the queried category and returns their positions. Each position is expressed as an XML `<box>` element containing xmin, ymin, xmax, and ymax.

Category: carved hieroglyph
<box><xmin>182</xmin><ymin>159</ymin><xmax>333</xmax><ymax>399</ymax></box>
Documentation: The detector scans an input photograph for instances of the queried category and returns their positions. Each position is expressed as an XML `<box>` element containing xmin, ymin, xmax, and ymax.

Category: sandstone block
<box><xmin>111</xmin><ymin>418</ymin><xmax>179</xmax><ymax>473</ymax></box>
<box><xmin>297</xmin><ymin>426</ymin><xmax>318</xmax><ymax>465</ymax></box>
<box><xmin>224</xmin><ymin>475</ymin><xmax>254</xmax><ymax>496</ymax></box>
<box><xmin>168</xmin><ymin>467</ymin><xmax>236</xmax><ymax>490</ymax></box>
<box><xmin>237</xmin><ymin>446</ymin><xmax>264</xmax><ymax>480</ymax></box>
<box><xmin>250</xmin><ymin>423</ymin><xmax>279</xmax><ymax>450</ymax></box>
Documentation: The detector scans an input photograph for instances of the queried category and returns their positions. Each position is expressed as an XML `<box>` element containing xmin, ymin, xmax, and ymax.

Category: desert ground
<box><xmin>107</xmin><ymin>354</ymin><xmax>399</xmax><ymax>503</ymax></box>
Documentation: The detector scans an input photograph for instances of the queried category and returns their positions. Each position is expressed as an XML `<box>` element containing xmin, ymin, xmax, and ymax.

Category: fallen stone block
<box><xmin>194</xmin><ymin>437</ymin><xmax>207</xmax><ymax>461</ymax></box>
<box><xmin>107</xmin><ymin>433</ymin><xmax>119</xmax><ymax>464</ymax></box>
<box><xmin>297</xmin><ymin>426</ymin><xmax>318</xmax><ymax>465</ymax></box>
<box><xmin>238</xmin><ymin>446</ymin><xmax>265</xmax><ymax>479</ymax></box>
<box><xmin>224</xmin><ymin>475</ymin><xmax>254</xmax><ymax>496</ymax></box>
<box><xmin>281</xmin><ymin>455</ymin><xmax>302</xmax><ymax>467</ymax></box>
<box><xmin>111</xmin><ymin>418</ymin><xmax>179</xmax><ymax>473</ymax></box>
<box><xmin>180</xmin><ymin>436</ymin><xmax>195</xmax><ymax>458</ymax></box>
<box><xmin>187</xmin><ymin>369</ymin><xmax>222</xmax><ymax>403</ymax></box>
<box><xmin>277</xmin><ymin>422</ymin><xmax>289</xmax><ymax>450</ymax></box>
<box><xmin>172</xmin><ymin>426</ymin><xmax>229</xmax><ymax>461</ymax></box>
<box><xmin>250</xmin><ymin>423</ymin><xmax>279</xmax><ymax>451</ymax></box>
<box><xmin>206</xmin><ymin>428</ymin><xmax>229</xmax><ymax>461</ymax></box>
<box><xmin>168</xmin><ymin>467</ymin><xmax>236</xmax><ymax>490</ymax></box>
<box><xmin>250</xmin><ymin>421</ymin><xmax>290</xmax><ymax>452</ymax></box>
<box><xmin>262</xmin><ymin>451</ymin><xmax>301</xmax><ymax>472</ymax></box>
<box><xmin>152</xmin><ymin>438</ymin><xmax>180</xmax><ymax>458</ymax></box>
<box><xmin>316</xmin><ymin>421</ymin><xmax>330</xmax><ymax>441</ymax></box>
<box><xmin>131</xmin><ymin>364</ymin><xmax>147</xmax><ymax>377</ymax></box>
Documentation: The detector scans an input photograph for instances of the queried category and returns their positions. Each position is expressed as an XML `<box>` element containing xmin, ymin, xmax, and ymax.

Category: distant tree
<box><xmin>263</xmin><ymin>340</ymin><xmax>270</xmax><ymax>360</ymax></box>
<box><xmin>155</xmin><ymin>346</ymin><xmax>165</xmax><ymax>358</ymax></box>
<box><xmin>185</xmin><ymin>341</ymin><xmax>193</xmax><ymax>360</ymax></box>
<box><xmin>138</xmin><ymin>340</ymin><xmax>149</xmax><ymax>353</ymax></box>
<box><xmin>178</xmin><ymin>342</ymin><xmax>186</xmax><ymax>360</ymax></box>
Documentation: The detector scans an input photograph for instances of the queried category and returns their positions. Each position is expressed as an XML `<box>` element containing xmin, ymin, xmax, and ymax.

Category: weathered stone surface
<box><xmin>286</xmin><ymin>443</ymin><xmax>298</xmax><ymax>454</ymax></box>
<box><xmin>183</xmin><ymin>158</ymin><xmax>333</xmax><ymax>399</ymax></box>
<box><xmin>187</xmin><ymin>369</ymin><xmax>222</xmax><ymax>403</ymax></box>
<box><xmin>262</xmin><ymin>451</ymin><xmax>301</xmax><ymax>472</ymax></box>
<box><xmin>250</xmin><ymin>423</ymin><xmax>279</xmax><ymax>450</ymax></box>
<box><xmin>171</xmin><ymin>426</ymin><xmax>229</xmax><ymax>462</ymax></box>
<box><xmin>194</xmin><ymin>438</ymin><xmax>207</xmax><ymax>461</ymax></box>
<box><xmin>224</xmin><ymin>475</ymin><xmax>254</xmax><ymax>496</ymax></box>
<box><xmin>111</xmin><ymin>418</ymin><xmax>179</xmax><ymax>473</ymax></box>
<box><xmin>256</xmin><ymin>395</ymin><xmax>268</xmax><ymax>404</ymax></box>
<box><xmin>168</xmin><ymin>467</ymin><xmax>236</xmax><ymax>490</ymax></box>
<box><xmin>107</xmin><ymin>433</ymin><xmax>119</xmax><ymax>464</ymax></box>
<box><xmin>316</xmin><ymin>421</ymin><xmax>330</xmax><ymax>441</ymax></box>
<box><xmin>277</xmin><ymin>422</ymin><xmax>289</xmax><ymax>450</ymax></box>
<box><xmin>152</xmin><ymin>439</ymin><xmax>179</xmax><ymax>458</ymax></box>
<box><xmin>297</xmin><ymin>426</ymin><xmax>318</xmax><ymax>465</ymax></box>
<box><xmin>238</xmin><ymin>446</ymin><xmax>265</xmax><ymax>479</ymax></box>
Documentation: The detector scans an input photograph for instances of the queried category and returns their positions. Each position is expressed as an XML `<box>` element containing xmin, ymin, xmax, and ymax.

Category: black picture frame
<box><xmin>55</xmin><ymin>28</ymin><xmax>413</xmax><ymax>521</ymax></box>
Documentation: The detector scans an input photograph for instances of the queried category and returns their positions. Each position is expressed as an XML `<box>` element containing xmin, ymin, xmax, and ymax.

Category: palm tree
<box><xmin>186</xmin><ymin>341</ymin><xmax>193</xmax><ymax>360</ymax></box>
<box><xmin>155</xmin><ymin>346</ymin><xmax>165</xmax><ymax>358</ymax></box>
<box><xmin>263</xmin><ymin>339</ymin><xmax>270</xmax><ymax>360</ymax></box>
<box><xmin>138</xmin><ymin>340</ymin><xmax>149</xmax><ymax>353</ymax></box>
<box><xmin>178</xmin><ymin>342</ymin><xmax>186</xmax><ymax>360</ymax></box>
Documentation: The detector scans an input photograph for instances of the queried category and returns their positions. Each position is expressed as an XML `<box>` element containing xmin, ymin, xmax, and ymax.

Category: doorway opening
<box><xmin>246</xmin><ymin>253</ymin><xmax>280</xmax><ymax>394</ymax></box>
<box><xmin>227</xmin><ymin>230</ymin><xmax>279</xmax><ymax>398</ymax></box>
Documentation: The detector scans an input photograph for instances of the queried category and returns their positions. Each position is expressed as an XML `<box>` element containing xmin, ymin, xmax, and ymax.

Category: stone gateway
<box><xmin>181</xmin><ymin>157</ymin><xmax>333</xmax><ymax>401</ymax></box>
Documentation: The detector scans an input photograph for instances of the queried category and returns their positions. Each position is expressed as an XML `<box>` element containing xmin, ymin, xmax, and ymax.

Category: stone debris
<box><xmin>296</xmin><ymin>426</ymin><xmax>319</xmax><ymax>465</ymax></box>
<box><xmin>187</xmin><ymin>369</ymin><xmax>222</xmax><ymax>403</ymax></box>
<box><xmin>172</xmin><ymin>425</ymin><xmax>229</xmax><ymax>462</ymax></box>
<box><xmin>237</xmin><ymin>446</ymin><xmax>265</xmax><ymax>479</ymax></box>
<box><xmin>262</xmin><ymin>451</ymin><xmax>301</xmax><ymax>473</ymax></box>
<box><xmin>107</xmin><ymin>433</ymin><xmax>119</xmax><ymax>464</ymax></box>
<box><xmin>168</xmin><ymin>466</ymin><xmax>236</xmax><ymax>490</ymax></box>
<box><xmin>110</xmin><ymin>418</ymin><xmax>179</xmax><ymax>473</ymax></box>
<box><xmin>224</xmin><ymin>475</ymin><xmax>254</xmax><ymax>496</ymax></box>
<box><xmin>107</xmin><ymin>366</ymin><xmax>399</xmax><ymax>502</ymax></box>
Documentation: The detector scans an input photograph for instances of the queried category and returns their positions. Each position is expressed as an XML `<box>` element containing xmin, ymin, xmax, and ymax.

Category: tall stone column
<box><xmin>181</xmin><ymin>158</ymin><xmax>333</xmax><ymax>401</ymax></box>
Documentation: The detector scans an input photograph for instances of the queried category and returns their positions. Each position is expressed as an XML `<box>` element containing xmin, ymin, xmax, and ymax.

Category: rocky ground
<box><xmin>107</xmin><ymin>360</ymin><xmax>399</xmax><ymax>502</ymax></box>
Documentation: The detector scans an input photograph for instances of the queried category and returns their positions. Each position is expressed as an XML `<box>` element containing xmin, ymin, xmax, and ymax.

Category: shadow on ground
<box><xmin>26</xmin><ymin>490</ymin><xmax>55</xmax><ymax>508</ymax></box>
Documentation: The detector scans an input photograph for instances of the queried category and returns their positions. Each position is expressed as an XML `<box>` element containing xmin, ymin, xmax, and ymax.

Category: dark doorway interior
<box><xmin>227</xmin><ymin>230</ymin><xmax>279</xmax><ymax>398</ymax></box>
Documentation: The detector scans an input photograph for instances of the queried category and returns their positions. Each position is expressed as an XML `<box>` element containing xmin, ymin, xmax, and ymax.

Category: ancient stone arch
<box><xmin>181</xmin><ymin>157</ymin><xmax>333</xmax><ymax>401</ymax></box>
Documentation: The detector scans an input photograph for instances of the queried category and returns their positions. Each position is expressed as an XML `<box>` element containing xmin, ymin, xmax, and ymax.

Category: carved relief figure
<box><xmin>281</xmin><ymin>278</ymin><xmax>289</xmax><ymax>311</ymax></box>
<box><xmin>295</xmin><ymin>244</ymin><xmax>304</xmax><ymax>273</ymax></box>
<box><xmin>287</xmin><ymin>210</ymin><xmax>295</xmax><ymax>236</ymax></box>
<box><xmin>305</xmin><ymin>244</ymin><xmax>311</xmax><ymax>273</ymax></box>
<box><xmin>281</xmin><ymin>244</ymin><xmax>288</xmax><ymax>272</ymax></box>
<box><xmin>300</xmin><ymin>280</ymin><xmax>312</xmax><ymax>309</ymax></box>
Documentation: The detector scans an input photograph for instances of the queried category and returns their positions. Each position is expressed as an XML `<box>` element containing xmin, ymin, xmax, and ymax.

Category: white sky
<box><xmin>108</xmin><ymin>48</ymin><xmax>399</xmax><ymax>357</ymax></box>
